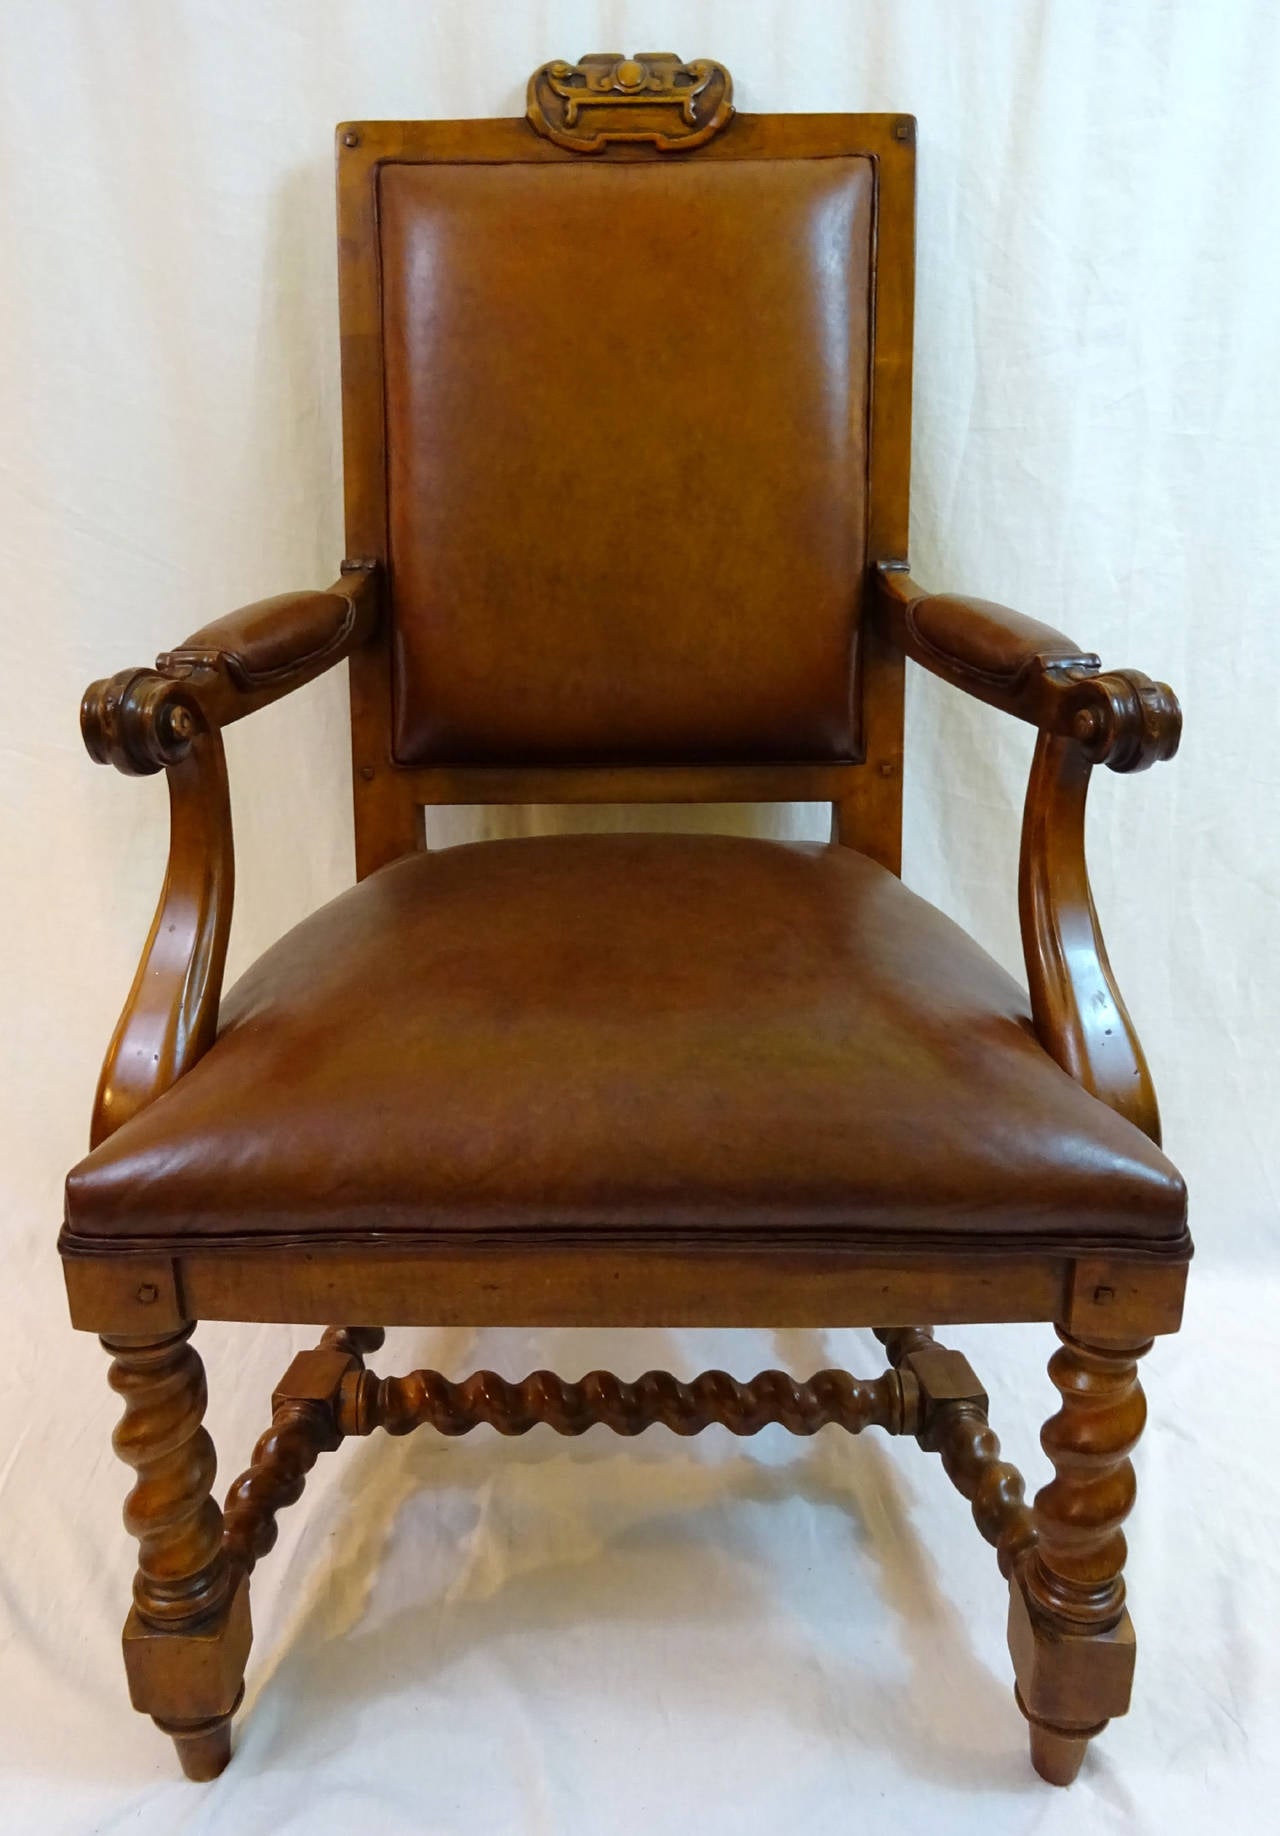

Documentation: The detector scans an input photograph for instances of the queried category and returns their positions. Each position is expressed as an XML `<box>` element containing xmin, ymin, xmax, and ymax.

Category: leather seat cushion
<box><xmin>63</xmin><ymin>834</ymin><xmax>1186</xmax><ymax>1251</ymax></box>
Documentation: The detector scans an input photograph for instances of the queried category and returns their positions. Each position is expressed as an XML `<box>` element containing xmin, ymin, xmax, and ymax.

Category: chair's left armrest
<box><xmin>873</xmin><ymin>562</ymin><xmax>1181</xmax><ymax>1144</ymax></box>
<box><xmin>78</xmin><ymin>562</ymin><xmax>379</xmax><ymax>1147</ymax></box>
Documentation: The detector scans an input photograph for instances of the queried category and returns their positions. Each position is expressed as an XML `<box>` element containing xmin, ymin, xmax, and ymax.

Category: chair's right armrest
<box><xmin>79</xmin><ymin>560</ymin><xmax>380</xmax><ymax>1146</ymax></box>
<box><xmin>82</xmin><ymin>561</ymin><xmax>379</xmax><ymax>775</ymax></box>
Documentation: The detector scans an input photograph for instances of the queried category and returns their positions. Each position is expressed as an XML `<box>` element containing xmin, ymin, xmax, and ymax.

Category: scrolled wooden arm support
<box><xmin>82</xmin><ymin>669</ymin><xmax>209</xmax><ymax>777</ymax></box>
<box><xmin>80</xmin><ymin>561</ymin><xmax>379</xmax><ymax>1147</ymax></box>
<box><xmin>1061</xmin><ymin>668</ymin><xmax>1181</xmax><ymax>774</ymax></box>
<box><xmin>875</xmin><ymin>562</ymin><xmax>1180</xmax><ymax>1142</ymax></box>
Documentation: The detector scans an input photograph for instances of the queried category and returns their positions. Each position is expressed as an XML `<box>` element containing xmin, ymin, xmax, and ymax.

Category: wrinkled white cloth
<box><xmin>1</xmin><ymin>2</ymin><xmax>1277</xmax><ymax>1830</ymax></box>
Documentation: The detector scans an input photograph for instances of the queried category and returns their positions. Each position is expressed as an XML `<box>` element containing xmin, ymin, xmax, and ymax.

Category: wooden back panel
<box><xmin>336</xmin><ymin>94</ymin><xmax>915</xmax><ymax>876</ymax></box>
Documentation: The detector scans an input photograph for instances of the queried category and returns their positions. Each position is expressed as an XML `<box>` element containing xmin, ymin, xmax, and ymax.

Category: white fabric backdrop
<box><xmin>1</xmin><ymin>3</ymin><xmax>1277</xmax><ymax>1831</ymax></box>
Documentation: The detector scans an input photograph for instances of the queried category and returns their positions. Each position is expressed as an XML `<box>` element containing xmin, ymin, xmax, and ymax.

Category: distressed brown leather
<box><xmin>159</xmin><ymin>590</ymin><xmax>358</xmax><ymax>688</ymax></box>
<box><xmin>379</xmin><ymin>157</ymin><xmax>874</xmax><ymax>766</ymax></box>
<box><xmin>904</xmin><ymin>592</ymin><xmax>1099</xmax><ymax>688</ymax></box>
<box><xmin>64</xmin><ymin>833</ymin><xmax>1185</xmax><ymax>1251</ymax></box>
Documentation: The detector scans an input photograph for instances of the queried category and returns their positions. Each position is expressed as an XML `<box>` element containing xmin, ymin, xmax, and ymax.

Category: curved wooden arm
<box><xmin>1021</xmin><ymin>732</ymin><xmax>1160</xmax><ymax>1140</ymax></box>
<box><xmin>874</xmin><ymin>561</ymin><xmax>1180</xmax><ymax>1138</ymax></box>
<box><xmin>85</xmin><ymin>712</ymin><xmax>232</xmax><ymax>1147</ymax></box>
<box><xmin>79</xmin><ymin>562</ymin><xmax>379</xmax><ymax>1145</ymax></box>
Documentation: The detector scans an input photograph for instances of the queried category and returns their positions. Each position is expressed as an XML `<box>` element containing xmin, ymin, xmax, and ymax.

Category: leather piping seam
<box><xmin>57</xmin><ymin>1223</ymin><xmax>1195</xmax><ymax>1263</ymax></box>
<box><xmin>903</xmin><ymin>598</ymin><xmax>1099</xmax><ymax>691</ymax></box>
<box><xmin>157</xmin><ymin>594</ymin><xmax>359</xmax><ymax>692</ymax></box>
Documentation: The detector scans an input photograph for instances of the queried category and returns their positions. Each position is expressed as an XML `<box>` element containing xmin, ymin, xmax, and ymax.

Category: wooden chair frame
<box><xmin>63</xmin><ymin>58</ymin><xmax>1188</xmax><ymax>1793</ymax></box>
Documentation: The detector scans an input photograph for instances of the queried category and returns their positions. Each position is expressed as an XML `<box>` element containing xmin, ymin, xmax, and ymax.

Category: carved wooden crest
<box><xmin>527</xmin><ymin>52</ymin><xmax>734</xmax><ymax>153</ymax></box>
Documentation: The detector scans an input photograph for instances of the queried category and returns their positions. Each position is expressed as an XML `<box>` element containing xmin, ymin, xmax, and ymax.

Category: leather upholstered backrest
<box><xmin>378</xmin><ymin>155</ymin><xmax>874</xmax><ymax>766</ymax></box>
<box><xmin>336</xmin><ymin>91</ymin><xmax>916</xmax><ymax>872</ymax></box>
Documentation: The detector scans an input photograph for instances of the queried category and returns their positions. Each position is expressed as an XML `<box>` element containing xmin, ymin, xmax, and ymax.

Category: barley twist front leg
<box><xmin>1008</xmin><ymin>1329</ymin><xmax>1150</xmax><ymax>1785</ymax></box>
<box><xmin>103</xmin><ymin>1324</ymin><xmax>251</xmax><ymax>1781</ymax></box>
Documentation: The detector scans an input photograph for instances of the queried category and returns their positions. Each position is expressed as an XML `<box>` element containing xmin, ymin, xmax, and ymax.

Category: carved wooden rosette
<box><xmin>527</xmin><ymin>52</ymin><xmax>733</xmax><ymax>153</ymax></box>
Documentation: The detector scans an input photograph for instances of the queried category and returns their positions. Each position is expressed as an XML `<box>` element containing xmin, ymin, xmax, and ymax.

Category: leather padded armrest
<box><xmin>82</xmin><ymin>564</ymin><xmax>380</xmax><ymax>775</ymax></box>
<box><xmin>874</xmin><ymin>564</ymin><xmax>1178</xmax><ymax>766</ymax></box>
<box><xmin>158</xmin><ymin>588</ymin><xmax>360</xmax><ymax>689</ymax></box>
<box><xmin>875</xmin><ymin>565</ymin><xmax>1107</xmax><ymax>729</ymax></box>
<box><xmin>904</xmin><ymin>593</ymin><xmax>1099</xmax><ymax>689</ymax></box>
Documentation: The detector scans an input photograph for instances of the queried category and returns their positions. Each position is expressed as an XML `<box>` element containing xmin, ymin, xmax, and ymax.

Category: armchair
<box><xmin>61</xmin><ymin>56</ymin><xmax>1189</xmax><ymax>1798</ymax></box>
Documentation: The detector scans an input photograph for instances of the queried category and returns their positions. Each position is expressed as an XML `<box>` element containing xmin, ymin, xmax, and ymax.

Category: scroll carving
<box><xmin>1064</xmin><ymin>669</ymin><xmax>1181</xmax><ymax>774</ymax></box>
<box><xmin>527</xmin><ymin>52</ymin><xmax>733</xmax><ymax>153</ymax></box>
<box><xmin>82</xmin><ymin>667</ymin><xmax>206</xmax><ymax>777</ymax></box>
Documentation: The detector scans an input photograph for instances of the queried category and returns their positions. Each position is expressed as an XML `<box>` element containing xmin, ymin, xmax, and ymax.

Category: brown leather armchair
<box><xmin>63</xmin><ymin>55</ymin><xmax>1188</xmax><ymax>1795</ymax></box>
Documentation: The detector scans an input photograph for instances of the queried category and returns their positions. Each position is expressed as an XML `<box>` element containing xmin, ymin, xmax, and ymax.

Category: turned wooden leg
<box><xmin>1008</xmin><ymin>1329</ymin><xmax>1150</xmax><ymax>1785</ymax></box>
<box><xmin>103</xmin><ymin>1324</ymin><xmax>252</xmax><ymax>1781</ymax></box>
